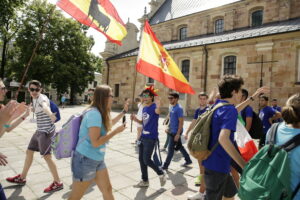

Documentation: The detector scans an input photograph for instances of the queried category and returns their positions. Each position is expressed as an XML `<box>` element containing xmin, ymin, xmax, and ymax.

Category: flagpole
<box><xmin>130</xmin><ymin>67</ymin><xmax>138</xmax><ymax>133</ymax></box>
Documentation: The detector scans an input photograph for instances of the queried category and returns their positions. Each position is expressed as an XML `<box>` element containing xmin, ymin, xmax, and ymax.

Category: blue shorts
<box><xmin>71</xmin><ymin>151</ymin><xmax>106</xmax><ymax>182</ymax></box>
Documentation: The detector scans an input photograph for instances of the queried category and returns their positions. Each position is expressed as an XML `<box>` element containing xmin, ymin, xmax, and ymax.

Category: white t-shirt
<box><xmin>136</xmin><ymin>103</ymin><xmax>144</xmax><ymax>128</ymax></box>
<box><xmin>33</xmin><ymin>94</ymin><xmax>50</xmax><ymax>114</ymax></box>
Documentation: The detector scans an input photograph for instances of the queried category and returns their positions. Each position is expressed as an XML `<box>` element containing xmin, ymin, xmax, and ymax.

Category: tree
<box><xmin>0</xmin><ymin>0</ymin><xmax>26</xmax><ymax>78</ymax></box>
<box><xmin>7</xmin><ymin>0</ymin><xmax>100</xmax><ymax>104</ymax></box>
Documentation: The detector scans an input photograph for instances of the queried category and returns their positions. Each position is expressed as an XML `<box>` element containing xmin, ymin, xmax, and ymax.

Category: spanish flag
<box><xmin>136</xmin><ymin>21</ymin><xmax>195</xmax><ymax>94</ymax></box>
<box><xmin>57</xmin><ymin>0</ymin><xmax>127</xmax><ymax>45</ymax></box>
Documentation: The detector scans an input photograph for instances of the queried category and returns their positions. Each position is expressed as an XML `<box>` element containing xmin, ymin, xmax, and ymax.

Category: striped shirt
<box><xmin>33</xmin><ymin>94</ymin><xmax>55</xmax><ymax>133</ymax></box>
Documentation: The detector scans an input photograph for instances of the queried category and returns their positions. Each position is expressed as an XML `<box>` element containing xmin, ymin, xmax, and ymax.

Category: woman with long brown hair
<box><xmin>68</xmin><ymin>85</ymin><xmax>128</xmax><ymax>200</ymax></box>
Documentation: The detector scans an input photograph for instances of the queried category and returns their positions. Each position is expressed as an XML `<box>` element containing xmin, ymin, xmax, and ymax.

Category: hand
<box><xmin>130</xmin><ymin>114</ymin><xmax>136</xmax><ymax>121</ymax></box>
<box><xmin>184</xmin><ymin>133</ymin><xmax>188</xmax><ymax>140</ymax></box>
<box><xmin>114</xmin><ymin>124</ymin><xmax>126</xmax><ymax>134</ymax></box>
<box><xmin>24</xmin><ymin>104</ymin><xmax>31</xmax><ymax>117</ymax></box>
<box><xmin>0</xmin><ymin>100</ymin><xmax>18</xmax><ymax>126</ymax></box>
<box><xmin>0</xmin><ymin>152</ymin><xmax>8</xmax><ymax>166</ymax></box>
<box><xmin>50</xmin><ymin>113</ymin><xmax>57</xmax><ymax>123</ymax></box>
<box><xmin>174</xmin><ymin>134</ymin><xmax>180</xmax><ymax>142</ymax></box>
<box><xmin>123</xmin><ymin>99</ymin><xmax>130</xmax><ymax>113</ymax></box>
<box><xmin>10</xmin><ymin>102</ymin><xmax>27</xmax><ymax>121</ymax></box>
<box><xmin>154</xmin><ymin>96</ymin><xmax>161</xmax><ymax>108</ymax></box>
<box><xmin>252</xmin><ymin>86</ymin><xmax>270</xmax><ymax>99</ymax></box>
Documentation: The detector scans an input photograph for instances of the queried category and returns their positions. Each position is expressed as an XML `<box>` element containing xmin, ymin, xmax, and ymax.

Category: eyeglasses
<box><xmin>142</xmin><ymin>94</ymin><xmax>150</xmax><ymax>98</ymax></box>
<box><xmin>168</xmin><ymin>97</ymin><xmax>174</xmax><ymax>100</ymax></box>
<box><xmin>29</xmin><ymin>88</ymin><xmax>40</xmax><ymax>92</ymax></box>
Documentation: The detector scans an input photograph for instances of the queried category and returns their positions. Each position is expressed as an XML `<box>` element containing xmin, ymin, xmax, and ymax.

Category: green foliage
<box><xmin>6</xmin><ymin>0</ymin><xmax>103</xmax><ymax>103</ymax></box>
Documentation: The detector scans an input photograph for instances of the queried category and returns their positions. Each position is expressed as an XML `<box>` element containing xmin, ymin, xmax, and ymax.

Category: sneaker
<box><xmin>134</xmin><ymin>180</ymin><xmax>149</xmax><ymax>188</ymax></box>
<box><xmin>194</xmin><ymin>175</ymin><xmax>202</xmax><ymax>186</ymax></box>
<box><xmin>187</xmin><ymin>192</ymin><xmax>205</xmax><ymax>200</ymax></box>
<box><xmin>181</xmin><ymin>161</ymin><xmax>192</xmax><ymax>167</ymax></box>
<box><xmin>159</xmin><ymin>173</ymin><xmax>167</xmax><ymax>187</ymax></box>
<box><xmin>6</xmin><ymin>174</ymin><xmax>26</xmax><ymax>185</ymax></box>
<box><xmin>162</xmin><ymin>165</ymin><xmax>168</xmax><ymax>170</ymax></box>
<box><xmin>43</xmin><ymin>181</ymin><xmax>63</xmax><ymax>193</ymax></box>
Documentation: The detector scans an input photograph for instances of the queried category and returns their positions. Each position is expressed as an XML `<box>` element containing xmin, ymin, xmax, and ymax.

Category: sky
<box><xmin>48</xmin><ymin>0</ymin><xmax>150</xmax><ymax>56</ymax></box>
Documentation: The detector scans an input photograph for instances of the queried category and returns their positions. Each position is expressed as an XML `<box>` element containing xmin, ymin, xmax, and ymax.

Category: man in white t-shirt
<box><xmin>133</xmin><ymin>97</ymin><xmax>144</xmax><ymax>144</ymax></box>
<box><xmin>6</xmin><ymin>80</ymin><xmax>63</xmax><ymax>193</ymax></box>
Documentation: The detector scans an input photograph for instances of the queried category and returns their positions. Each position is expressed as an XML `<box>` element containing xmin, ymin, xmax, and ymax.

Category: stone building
<box><xmin>101</xmin><ymin>0</ymin><xmax>300</xmax><ymax>115</ymax></box>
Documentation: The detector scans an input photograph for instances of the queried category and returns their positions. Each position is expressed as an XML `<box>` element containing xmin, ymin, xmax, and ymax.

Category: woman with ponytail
<box><xmin>266</xmin><ymin>93</ymin><xmax>300</xmax><ymax>199</ymax></box>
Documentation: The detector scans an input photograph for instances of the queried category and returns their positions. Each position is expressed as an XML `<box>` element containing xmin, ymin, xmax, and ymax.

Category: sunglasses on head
<box><xmin>29</xmin><ymin>88</ymin><xmax>40</xmax><ymax>92</ymax></box>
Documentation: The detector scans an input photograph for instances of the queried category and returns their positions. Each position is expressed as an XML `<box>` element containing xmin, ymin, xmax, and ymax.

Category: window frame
<box><xmin>215</xmin><ymin>18</ymin><xmax>224</xmax><ymax>34</ymax></box>
<box><xmin>251</xmin><ymin>10</ymin><xmax>263</xmax><ymax>27</ymax></box>
<box><xmin>114</xmin><ymin>84</ymin><xmax>120</xmax><ymax>98</ymax></box>
<box><xmin>179</xmin><ymin>26</ymin><xmax>187</xmax><ymax>40</ymax></box>
<box><xmin>223</xmin><ymin>55</ymin><xmax>237</xmax><ymax>75</ymax></box>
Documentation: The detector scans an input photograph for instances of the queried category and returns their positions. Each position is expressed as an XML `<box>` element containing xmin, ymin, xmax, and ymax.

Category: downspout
<box><xmin>203</xmin><ymin>45</ymin><xmax>208</xmax><ymax>92</ymax></box>
<box><xmin>106</xmin><ymin>60</ymin><xmax>110</xmax><ymax>85</ymax></box>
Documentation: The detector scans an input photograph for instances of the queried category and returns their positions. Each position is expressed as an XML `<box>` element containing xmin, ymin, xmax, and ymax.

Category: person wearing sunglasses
<box><xmin>131</xmin><ymin>86</ymin><xmax>166</xmax><ymax>188</ymax></box>
<box><xmin>6</xmin><ymin>80</ymin><xmax>63</xmax><ymax>193</ymax></box>
<box><xmin>87</xmin><ymin>88</ymin><xmax>95</xmax><ymax>104</ymax></box>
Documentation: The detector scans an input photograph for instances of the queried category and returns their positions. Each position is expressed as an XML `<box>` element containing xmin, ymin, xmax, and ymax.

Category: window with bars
<box><xmin>215</xmin><ymin>19</ymin><xmax>224</xmax><ymax>34</ymax></box>
<box><xmin>251</xmin><ymin>10</ymin><xmax>263</xmax><ymax>27</ymax></box>
<box><xmin>181</xmin><ymin>60</ymin><xmax>190</xmax><ymax>81</ymax></box>
<box><xmin>223</xmin><ymin>56</ymin><xmax>236</xmax><ymax>75</ymax></box>
<box><xmin>147</xmin><ymin>77</ymin><xmax>154</xmax><ymax>85</ymax></box>
<box><xmin>179</xmin><ymin>27</ymin><xmax>187</xmax><ymax>40</ymax></box>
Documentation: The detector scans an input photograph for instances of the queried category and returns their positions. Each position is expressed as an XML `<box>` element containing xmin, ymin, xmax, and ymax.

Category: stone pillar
<box><xmin>100</xmin><ymin>51</ymin><xmax>114</xmax><ymax>85</ymax></box>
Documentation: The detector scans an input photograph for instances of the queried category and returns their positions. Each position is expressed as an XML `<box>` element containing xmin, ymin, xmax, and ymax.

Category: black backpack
<box><xmin>242</xmin><ymin>106</ymin><xmax>263</xmax><ymax>139</ymax></box>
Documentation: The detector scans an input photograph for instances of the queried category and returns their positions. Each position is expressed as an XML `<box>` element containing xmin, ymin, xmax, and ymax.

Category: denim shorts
<box><xmin>71</xmin><ymin>151</ymin><xmax>106</xmax><ymax>182</ymax></box>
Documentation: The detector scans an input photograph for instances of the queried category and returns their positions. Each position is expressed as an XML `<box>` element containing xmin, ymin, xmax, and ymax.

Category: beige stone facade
<box><xmin>101</xmin><ymin>0</ymin><xmax>300</xmax><ymax>115</ymax></box>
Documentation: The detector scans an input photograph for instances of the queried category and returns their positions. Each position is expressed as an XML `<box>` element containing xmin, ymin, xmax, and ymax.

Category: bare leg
<box><xmin>95</xmin><ymin>168</ymin><xmax>114</xmax><ymax>200</ymax></box>
<box><xmin>199</xmin><ymin>162</ymin><xmax>206</xmax><ymax>193</ymax></box>
<box><xmin>43</xmin><ymin>154</ymin><xmax>60</xmax><ymax>182</ymax></box>
<box><xmin>230</xmin><ymin>166</ymin><xmax>239</xmax><ymax>189</ymax></box>
<box><xmin>20</xmin><ymin>150</ymin><xmax>34</xmax><ymax>179</ymax></box>
<box><xmin>68</xmin><ymin>180</ymin><xmax>92</xmax><ymax>200</ymax></box>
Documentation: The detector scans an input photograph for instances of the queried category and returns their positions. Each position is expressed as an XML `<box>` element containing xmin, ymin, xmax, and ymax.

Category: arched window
<box><xmin>179</xmin><ymin>27</ymin><xmax>187</xmax><ymax>40</ymax></box>
<box><xmin>223</xmin><ymin>56</ymin><xmax>236</xmax><ymax>75</ymax></box>
<box><xmin>181</xmin><ymin>60</ymin><xmax>190</xmax><ymax>80</ymax></box>
<box><xmin>251</xmin><ymin>10</ymin><xmax>263</xmax><ymax>27</ymax></box>
<box><xmin>215</xmin><ymin>19</ymin><xmax>224</xmax><ymax>34</ymax></box>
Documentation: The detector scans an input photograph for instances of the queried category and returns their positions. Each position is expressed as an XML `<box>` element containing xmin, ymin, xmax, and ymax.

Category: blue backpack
<box><xmin>50</xmin><ymin>100</ymin><xmax>61</xmax><ymax>123</ymax></box>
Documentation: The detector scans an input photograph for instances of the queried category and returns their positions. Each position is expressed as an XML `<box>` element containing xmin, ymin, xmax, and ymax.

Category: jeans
<box><xmin>139</xmin><ymin>138</ymin><xmax>164</xmax><ymax>181</ymax></box>
<box><xmin>0</xmin><ymin>184</ymin><xmax>7</xmax><ymax>200</ymax></box>
<box><xmin>163</xmin><ymin>134</ymin><xmax>170</xmax><ymax>149</ymax></box>
<box><xmin>163</xmin><ymin>134</ymin><xmax>192</xmax><ymax>168</ymax></box>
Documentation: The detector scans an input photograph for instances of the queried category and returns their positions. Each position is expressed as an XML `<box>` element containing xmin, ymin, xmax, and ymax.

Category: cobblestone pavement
<box><xmin>0</xmin><ymin>105</ymin><xmax>206</xmax><ymax>200</ymax></box>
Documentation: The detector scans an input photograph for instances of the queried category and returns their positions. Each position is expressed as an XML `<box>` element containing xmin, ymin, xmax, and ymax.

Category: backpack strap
<box><xmin>280</xmin><ymin>133</ymin><xmax>300</xmax><ymax>152</ymax></box>
<box><xmin>292</xmin><ymin>182</ymin><xmax>300</xmax><ymax>199</ymax></box>
<box><xmin>266</xmin><ymin>122</ymin><xmax>281</xmax><ymax>145</ymax></box>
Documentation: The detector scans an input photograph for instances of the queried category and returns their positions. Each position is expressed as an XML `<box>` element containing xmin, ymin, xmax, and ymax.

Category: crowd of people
<box><xmin>0</xmin><ymin>76</ymin><xmax>299</xmax><ymax>200</ymax></box>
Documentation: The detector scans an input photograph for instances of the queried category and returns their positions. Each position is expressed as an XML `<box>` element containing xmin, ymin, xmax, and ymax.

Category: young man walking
<box><xmin>6</xmin><ymin>80</ymin><xmax>63</xmax><ymax>193</ymax></box>
<box><xmin>131</xmin><ymin>87</ymin><xmax>166</xmax><ymax>187</ymax></box>
<box><xmin>185</xmin><ymin>92</ymin><xmax>208</xmax><ymax>200</ymax></box>
<box><xmin>162</xmin><ymin>92</ymin><xmax>192</xmax><ymax>170</ymax></box>
<box><xmin>202</xmin><ymin>76</ymin><xmax>246</xmax><ymax>200</ymax></box>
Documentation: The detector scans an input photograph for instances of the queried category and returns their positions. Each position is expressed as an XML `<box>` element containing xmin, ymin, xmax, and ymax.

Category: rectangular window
<box><xmin>215</xmin><ymin>19</ymin><xmax>224</xmax><ymax>34</ymax></box>
<box><xmin>93</xmin><ymin>81</ymin><xmax>97</xmax><ymax>88</ymax></box>
<box><xmin>114</xmin><ymin>84</ymin><xmax>119</xmax><ymax>97</ymax></box>
<box><xmin>147</xmin><ymin>77</ymin><xmax>154</xmax><ymax>85</ymax></box>
<box><xmin>179</xmin><ymin>27</ymin><xmax>187</xmax><ymax>40</ymax></box>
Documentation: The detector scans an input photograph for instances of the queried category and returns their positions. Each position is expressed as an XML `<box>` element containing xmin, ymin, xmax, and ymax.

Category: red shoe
<box><xmin>43</xmin><ymin>181</ymin><xmax>63</xmax><ymax>193</ymax></box>
<box><xmin>6</xmin><ymin>174</ymin><xmax>26</xmax><ymax>185</ymax></box>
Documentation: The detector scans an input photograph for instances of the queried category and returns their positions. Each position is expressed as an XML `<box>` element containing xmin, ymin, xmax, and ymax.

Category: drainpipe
<box><xmin>106</xmin><ymin>60</ymin><xmax>110</xmax><ymax>85</ymax></box>
<box><xmin>203</xmin><ymin>45</ymin><xmax>208</xmax><ymax>92</ymax></box>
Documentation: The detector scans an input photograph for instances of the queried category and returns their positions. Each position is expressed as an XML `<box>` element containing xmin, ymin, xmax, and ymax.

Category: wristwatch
<box><xmin>250</xmin><ymin>96</ymin><xmax>254</xmax><ymax>101</ymax></box>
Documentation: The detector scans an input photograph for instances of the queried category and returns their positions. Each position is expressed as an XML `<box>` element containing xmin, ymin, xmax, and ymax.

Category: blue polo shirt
<box><xmin>141</xmin><ymin>103</ymin><xmax>159</xmax><ymax>139</ymax></box>
<box><xmin>241</xmin><ymin>105</ymin><xmax>253</xmax><ymax>120</ymax></box>
<box><xmin>272</xmin><ymin>106</ymin><xmax>283</xmax><ymax>123</ymax></box>
<box><xmin>193</xmin><ymin>106</ymin><xmax>208</xmax><ymax>119</ymax></box>
<box><xmin>259</xmin><ymin>106</ymin><xmax>276</xmax><ymax>134</ymax></box>
<box><xmin>169</xmin><ymin>104</ymin><xmax>184</xmax><ymax>134</ymax></box>
<box><xmin>202</xmin><ymin>99</ymin><xmax>237</xmax><ymax>174</ymax></box>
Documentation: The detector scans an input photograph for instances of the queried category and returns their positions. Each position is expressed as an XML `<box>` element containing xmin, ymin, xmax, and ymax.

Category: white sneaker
<box><xmin>134</xmin><ymin>180</ymin><xmax>149</xmax><ymax>188</ymax></box>
<box><xmin>159</xmin><ymin>172</ymin><xmax>167</xmax><ymax>187</ymax></box>
<box><xmin>187</xmin><ymin>192</ymin><xmax>205</xmax><ymax>200</ymax></box>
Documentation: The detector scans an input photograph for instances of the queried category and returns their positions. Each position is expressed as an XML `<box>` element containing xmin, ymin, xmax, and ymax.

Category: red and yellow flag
<box><xmin>136</xmin><ymin>21</ymin><xmax>195</xmax><ymax>94</ymax></box>
<box><xmin>57</xmin><ymin>0</ymin><xmax>127</xmax><ymax>45</ymax></box>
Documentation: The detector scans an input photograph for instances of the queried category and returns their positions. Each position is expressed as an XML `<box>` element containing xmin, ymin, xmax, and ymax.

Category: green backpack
<box><xmin>238</xmin><ymin>123</ymin><xmax>300</xmax><ymax>200</ymax></box>
<box><xmin>187</xmin><ymin>102</ymin><xmax>230</xmax><ymax>160</ymax></box>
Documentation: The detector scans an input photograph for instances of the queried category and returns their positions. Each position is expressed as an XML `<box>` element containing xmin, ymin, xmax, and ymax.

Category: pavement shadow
<box><xmin>4</xmin><ymin>185</ymin><xmax>25</xmax><ymax>200</ymax></box>
<box><xmin>134</xmin><ymin>188</ymin><xmax>166</xmax><ymax>200</ymax></box>
<box><xmin>166</xmin><ymin>168</ymin><xmax>194</xmax><ymax>195</ymax></box>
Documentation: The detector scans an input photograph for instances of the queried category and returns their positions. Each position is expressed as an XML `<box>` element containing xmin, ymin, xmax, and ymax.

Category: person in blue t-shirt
<box><xmin>240</xmin><ymin>89</ymin><xmax>254</xmax><ymax>132</ymax></box>
<box><xmin>131</xmin><ymin>86</ymin><xmax>166</xmax><ymax>188</ymax></box>
<box><xmin>162</xmin><ymin>92</ymin><xmax>192</xmax><ymax>170</ymax></box>
<box><xmin>259</xmin><ymin>95</ymin><xmax>281</xmax><ymax>148</ymax></box>
<box><xmin>266</xmin><ymin>93</ymin><xmax>300</xmax><ymax>200</ymax></box>
<box><xmin>68</xmin><ymin>85</ymin><xmax>128</xmax><ymax>200</ymax></box>
<box><xmin>185</xmin><ymin>92</ymin><xmax>208</xmax><ymax>200</ymax></box>
<box><xmin>202</xmin><ymin>75</ymin><xmax>246</xmax><ymax>200</ymax></box>
<box><xmin>272</xmin><ymin>98</ymin><xmax>283</xmax><ymax>123</ymax></box>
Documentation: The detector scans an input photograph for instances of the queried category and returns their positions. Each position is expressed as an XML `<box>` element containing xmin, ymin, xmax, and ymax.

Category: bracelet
<box><xmin>3</xmin><ymin>124</ymin><xmax>11</xmax><ymax>128</ymax></box>
<box><xmin>249</xmin><ymin>96</ymin><xmax>254</xmax><ymax>101</ymax></box>
<box><xmin>122</xmin><ymin>110</ymin><xmax>127</xmax><ymax>114</ymax></box>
